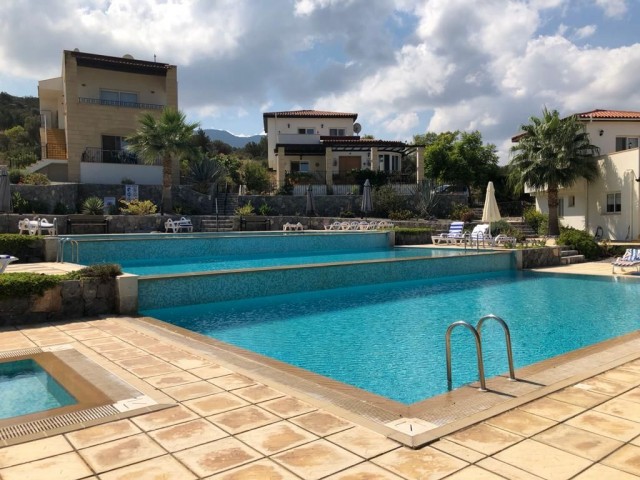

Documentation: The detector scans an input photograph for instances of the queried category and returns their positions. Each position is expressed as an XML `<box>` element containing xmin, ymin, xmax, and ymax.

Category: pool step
<box><xmin>560</xmin><ymin>248</ymin><xmax>585</xmax><ymax>265</ymax></box>
<box><xmin>201</xmin><ymin>217</ymin><xmax>234</xmax><ymax>232</ymax></box>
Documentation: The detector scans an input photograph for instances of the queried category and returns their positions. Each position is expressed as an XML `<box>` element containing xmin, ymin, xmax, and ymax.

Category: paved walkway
<box><xmin>0</xmin><ymin>262</ymin><xmax>639</xmax><ymax>478</ymax></box>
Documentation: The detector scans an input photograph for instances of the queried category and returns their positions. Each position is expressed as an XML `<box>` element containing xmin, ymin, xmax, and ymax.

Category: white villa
<box><xmin>518</xmin><ymin>109</ymin><xmax>640</xmax><ymax>241</ymax></box>
<box><xmin>263</xmin><ymin>110</ymin><xmax>423</xmax><ymax>191</ymax></box>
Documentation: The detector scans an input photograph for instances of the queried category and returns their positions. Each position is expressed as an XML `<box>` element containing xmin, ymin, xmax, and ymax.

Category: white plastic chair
<box><xmin>0</xmin><ymin>255</ymin><xmax>18</xmax><ymax>273</ymax></box>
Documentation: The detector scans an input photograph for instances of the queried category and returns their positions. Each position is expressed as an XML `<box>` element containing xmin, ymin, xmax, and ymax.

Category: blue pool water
<box><xmin>143</xmin><ymin>270</ymin><xmax>640</xmax><ymax>404</ymax></box>
<box><xmin>123</xmin><ymin>247</ymin><xmax>467</xmax><ymax>275</ymax></box>
<box><xmin>0</xmin><ymin>359</ymin><xmax>77</xmax><ymax>419</ymax></box>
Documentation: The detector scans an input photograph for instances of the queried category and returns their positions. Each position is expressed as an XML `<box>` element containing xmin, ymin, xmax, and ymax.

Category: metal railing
<box><xmin>78</xmin><ymin>97</ymin><xmax>164</xmax><ymax>110</ymax></box>
<box><xmin>81</xmin><ymin>147</ymin><xmax>161</xmax><ymax>166</ymax></box>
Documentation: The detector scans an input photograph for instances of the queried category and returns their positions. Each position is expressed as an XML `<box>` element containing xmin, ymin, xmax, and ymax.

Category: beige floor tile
<box><xmin>576</xmin><ymin>376</ymin><xmax>632</xmax><ymax>396</ymax></box>
<box><xmin>372</xmin><ymin>446</ymin><xmax>467</xmax><ymax>480</ymax></box>
<box><xmin>0</xmin><ymin>452</ymin><xmax>93</xmax><ymax>480</ymax></box>
<box><xmin>116</xmin><ymin>355</ymin><xmax>165</xmax><ymax>369</ymax></box>
<box><xmin>486</xmin><ymin>409</ymin><xmax>556</xmax><ymax>437</ymax></box>
<box><xmin>236</xmin><ymin>420</ymin><xmax>317</xmax><ymax>455</ymax></box>
<box><xmin>129</xmin><ymin>362</ymin><xmax>183</xmax><ymax>378</ymax></box>
<box><xmin>173</xmin><ymin>437</ymin><xmax>262</xmax><ymax>477</ymax></box>
<box><xmin>210</xmin><ymin>373</ymin><xmax>256</xmax><ymax>390</ymax></box>
<box><xmin>131</xmin><ymin>404</ymin><xmax>200</xmax><ymax>431</ymax></box>
<box><xmin>0</xmin><ymin>435</ymin><xmax>72</xmax><ymax>467</ymax></box>
<box><xmin>446</xmin><ymin>422</ymin><xmax>524</xmax><ymax>456</ymax></box>
<box><xmin>566</xmin><ymin>410</ymin><xmax>640</xmax><ymax>442</ymax></box>
<box><xmin>594</xmin><ymin>397</ymin><xmax>640</xmax><ymax>423</ymax></box>
<box><xmin>444</xmin><ymin>465</ymin><xmax>507</xmax><ymax>479</ymax></box>
<box><xmin>100</xmin><ymin>347</ymin><xmax>149</xmax><ymax>361</ymax></box>
<box><xmin>430</xmin><ymin>439</ymin><xmax>486</xmax><ymax>463</ymax></box>
<box><xmin>602</xmin><ymin>444</ymin><xmax>640</xmax><ymax>476</ymax></box>
<box><xmin>183</xmin><ymin>392</ymin><xmax>249</xmax><ymax>416</ymax></box>
<box><xmin>206</xmin><ymin>458</ymin><xmax>300</xmax><ymax>479</ymax></box>
<box><xmin>99</xmin><ymin>454</ymin><xmax>197</xmax><ymax>480</ymax></box>
<box><xmin>327</xmin><ymin>425</ymin><xmax>400</xmax><ymax>459</ymax></box>
<box><xmin>324</xmin><ymin>462</ymin><xmax>404</xmax><ymax>479</ymax></box>
<box><xmin>189</xmin><ymin>364</ymin><xmax>233</xmax><ymax>379</ymax></box>
<box><xmin>273</xmin><ymin>439</ymin><xmax>362</xmax><ymax>480</ymax></box>
<box><xmin>79</xmin><ymin>433</ymin><xmax>165</xmax><ymax>473</ymax></box>
<box><xmin>519</xmin><ymin>396</ymin><xmax>585</xmax><ymax>421</ymax></box>
<box><xmin>148</xmin><ymin>418</ymin><xmax>228</xmax><ymax>452</ymax></box>
<box><xmin>599</xmin><ymin>368</ymin><xmax>640</xmax><ymax>386</ymax></box>
<box><xmin>259</xmin><ymin>396</ymin><xmax>317</xmax><ymax>418</ymax></box>
<box><xmin>163</xmin><ymin>381</ymin><xmax>224</xmax><ymax>401</ymax></box>
<box><xmin>477</xmin><ymin>457</ymin><xmax>546</xmax><ymax>480</ymax></box>
<box><xmin>233</xmin><ymin>384</ymin><xmax>285</xmax><ymax>403</ymax></box>
<box><xmin>289</xmin><ymin>410</ymin><xmax>354</xmax><ymax>436</ymax></box>
<box><xmin>65</xmin><ymin>419</ymin><xmax>141</xmax><ymax>449</ymax></box>
<box><xmin>619</xmin><ymin>387</ymin><xmax>640</xmax><ymax>404</ymax></box>
<box><xmin>548</xmin><ymin>386</ymin><xmax>610</xmax><ymax>408</ymax></box>
<box><xmin>157</xmin><ymin>351</ymin><xmax>210</xmax><ymax>370</ymax></box>
<box><xmin>67</xmin><ymin>327</ymin><xmax>110</xmax><ymax>340</ymax></box>
<box><xmin>533</xmin><ymin>424</ymin><xmax>622</xmax><ymax>461</ymax></box>
<box><xmin>144</xmin><ymin>371</ymin><xmax>202</xmax><ymax>389</ymax></box>
<box><xmin>494</xmin><ymin>439</ymin><xmax>592</xmax><ymax>479</ymax></box>
<box><xmin>209</xmin><ymin>405</ymin><xmax>281</xmax><ymax>434</ymax></box>
<box><xmin>573</xmin><ymin>463</ymin><xmax>640</xmax><ymax>479</ymax></box>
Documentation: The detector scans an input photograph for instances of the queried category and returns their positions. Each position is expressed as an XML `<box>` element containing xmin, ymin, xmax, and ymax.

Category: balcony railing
<box><xmin>78</xmin><ymin>97</ymin><xmax>164</xmax><ymax>110</ymax></box>
<box><xmin>82</xmin><ymin>147</ymin><xmax>161</xmax><ymax>166</ymax></box>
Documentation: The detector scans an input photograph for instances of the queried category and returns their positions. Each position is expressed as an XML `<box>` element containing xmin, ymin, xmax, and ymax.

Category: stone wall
<box><xmin>518</xmin><ymin>246</ymin><xmax>562</xmax><ymax>269</ymax></box>
<box><xmin>0</xmin><ymin>277</ymin><xmax>117</xmax><ymax>326</ymax></box>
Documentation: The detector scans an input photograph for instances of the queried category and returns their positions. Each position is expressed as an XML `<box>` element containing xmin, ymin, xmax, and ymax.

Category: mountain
<box><xmin>204</xmin><ymin>129</ymin><xmax>264</xmax><ymax>148</ymax></box>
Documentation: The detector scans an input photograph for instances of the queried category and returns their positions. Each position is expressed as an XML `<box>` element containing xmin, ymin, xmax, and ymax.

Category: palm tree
<box><xmin>509</xmin><ymin>108</ymin><xmax>600</xmax><ymax>236</ymax></box>
<box><xmin>126</xmin><ymin>108</ymin><xmax>199</xmax><ymax>213</ymax></box>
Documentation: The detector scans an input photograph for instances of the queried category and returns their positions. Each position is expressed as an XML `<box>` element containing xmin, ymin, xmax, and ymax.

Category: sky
<box><xmin>1</xmin><ymin>0</ymin><xmax>640</xmax><ymax>163</ymax></box>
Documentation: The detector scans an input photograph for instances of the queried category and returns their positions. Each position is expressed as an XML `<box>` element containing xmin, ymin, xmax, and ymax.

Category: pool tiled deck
<box><xmin>1</xmin><ymin>261</ymin><xmax>640</xmax><ymax>478</ymax></box>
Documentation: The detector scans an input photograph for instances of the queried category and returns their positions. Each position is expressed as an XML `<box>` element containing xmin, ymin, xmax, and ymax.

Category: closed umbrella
<box><xmin>0</xmin><ymin>167</ymin><xmax>11</xmax><ymax>213</ymax></box>
<box><xmin>305</xmin><ymin>184</ymin><xmax>316</xmax><ymax>216</ymax></box>
<box><xmin>481</xmin><ymin>181</ymin><xmax>501</xmax><ymax>223</ymax></box>
<box><xmin>361</xmin><ymin>179</ymin><xmax>373</xmax><ymax>215</ymax></box>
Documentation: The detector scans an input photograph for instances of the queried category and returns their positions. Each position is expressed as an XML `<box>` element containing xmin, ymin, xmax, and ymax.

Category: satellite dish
<box><xmin>73</xmin><ymin>48</ymin><xmax>80</xmax><ymax>52</ymax></box>
<box><xmin>353</xmin><ymin>122</ymin><xmax>362</xmax><ymax>134</ymax></box>
<box><xmin>123</xmin><ymin>54</ymin><xmax>134</xmax><ymax>59</ymax></box>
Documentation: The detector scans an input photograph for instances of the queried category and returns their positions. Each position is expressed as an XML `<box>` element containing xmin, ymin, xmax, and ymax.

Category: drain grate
<box><xmin>0</xmin><ymin>347</ymin><xmax>42</xmax><ymax>360</ymax></box>
<box><xmin>0</xmin><ymin>405</ymin><xmax>119</xmax><ymax>442</ymax></box>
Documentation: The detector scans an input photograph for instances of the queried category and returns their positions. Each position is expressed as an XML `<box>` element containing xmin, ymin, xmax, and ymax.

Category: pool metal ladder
<box><xmin>57</xmin><ymin>238</ymin><xmax>80</xmax><ymax>263</ymax></box>
<box><xmin>445</xmin><ymin>314</ymin><xmax>516</xmax><ymax>392</ymax></box>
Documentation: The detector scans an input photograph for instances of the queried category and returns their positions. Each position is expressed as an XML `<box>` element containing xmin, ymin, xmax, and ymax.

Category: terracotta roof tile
<box><xmin>575</xmin><ymin>109</ymin><xmax>640</xmax><ymax>120</ymax></box>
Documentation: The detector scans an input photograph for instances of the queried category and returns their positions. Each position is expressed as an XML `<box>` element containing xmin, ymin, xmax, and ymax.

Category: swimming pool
<box><xmin>143</xmin><ymin>270</ymin><xmax>640</xmax><ymax>404</ymax></box>
<box><xmin>0</xmin><ymin>359</ymin><xmax>77</xmax><ymax>419</ymax></box>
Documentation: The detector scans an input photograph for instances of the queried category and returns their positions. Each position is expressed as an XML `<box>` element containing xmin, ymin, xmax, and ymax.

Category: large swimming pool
<box><xmin>142</xmin><ymin>269</ymin><xmax>640</xmax><ymax>404</ymax></box>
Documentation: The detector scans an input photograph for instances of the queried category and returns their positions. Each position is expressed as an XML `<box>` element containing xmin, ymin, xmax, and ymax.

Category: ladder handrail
<box><xmin>477</xmin><ymin>314</ymin><xmax>516</xmax><ymax>381</ymax></box>
<box><xmin>445</xmin><ymin>321</ymin><xmax>487</xmax><ymax>391</ymax></box>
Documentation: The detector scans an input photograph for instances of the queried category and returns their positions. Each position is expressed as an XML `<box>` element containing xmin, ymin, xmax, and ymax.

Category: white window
<box><xmin>290</xmin><ymin>161</ymin><xmax>309</xmax><ymax>172</ymax></box>
<box><xmin>297</xmin><ymin>128</ymin><xmax>314</xmax><ymax>134</ymax></box>
<box><xmin>606</xmin><ymin>192</ymin><xmax>621</xmax><ymax>213</ymax></box>
<box><xmin>100</xmin><ymin>89</ymin><xmax>138</xmax><ymax>106</ymax></box>
<box><xmin>329</xmin><ymin>128</ymin><xmax>345</xmax><ymax>136</ymax></box>
<box><xmin>615</xmin><ymin>137</ymin><xmax>639</xmax><ymax>151</ymax></box>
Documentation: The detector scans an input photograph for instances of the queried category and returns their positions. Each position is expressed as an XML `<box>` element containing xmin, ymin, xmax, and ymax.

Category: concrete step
<box><xmin>560</xmin><ymin>249</ymin><xmax>580</xmax><ymax>257</ymax></box>
<box><xmin>201</xmin><ymin>218</ymin><xmax>234</xmax><ymax>232</ymax></box>
<box><xmin>560</xmin><ymin>254</ymin><xmax>585</xmax><ymax>265</ymax></box>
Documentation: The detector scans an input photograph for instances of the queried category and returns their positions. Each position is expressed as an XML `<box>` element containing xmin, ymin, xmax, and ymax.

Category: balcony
<box><xmin>78</xmin><ymin>97</ymin><xmax>164</xmax><ymax>110</ymax></box>
<box><xmin>276</xmin><ymin>133</ymin><xmax>321</xmax><ymax>145</ymax></box>
<box><xmin>82</xmin><ymin>147</ymin><xmax>161</xmax><ymax>166</ymax></box>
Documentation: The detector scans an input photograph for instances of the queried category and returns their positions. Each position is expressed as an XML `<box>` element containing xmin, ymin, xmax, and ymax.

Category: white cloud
<box><xmin>594</xmin><ymin>0</ymin><xmax>627</xmax><ymax>18</ymax></box>
<box><xmin>574</xmin><ymin>24</ymin><xmax>597</xmax><ymax>39</ymax></box>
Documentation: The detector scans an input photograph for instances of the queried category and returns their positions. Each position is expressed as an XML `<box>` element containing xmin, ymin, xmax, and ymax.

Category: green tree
<box><xmin>509</xmin><ymin>108</ymin><xmax>599</xmax><ymax>236</ymax></box>
<box><xmin>186</xmin><ymin>154</ymin><xmax>226</xmax><ymax>194</ymax></box>
<box><xmin>126</xmin><ymin>108</ymin><xmax>199</xmax><ymax>213</ymax></box>
<box><xmin>240</xmin><ymin>160</ymin><xmax>271</xmax><ymax>193</ymax></box>
<box><xmin>241</xmin><ymin>137</ymin><xmax>267</xmax><ymax>159</ymax></box>
<box><xmin>422</xmin><ymin>130</ymin><xmax>499</xmax><ymax>190</ymax></box>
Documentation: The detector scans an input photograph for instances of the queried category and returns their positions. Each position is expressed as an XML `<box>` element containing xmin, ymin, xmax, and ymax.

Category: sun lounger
<box><xmin>0</xmin><ymin>255</ymin><xmax>18</xmax><ymax>273</ymax></box>
<box><xmin>432</xmin><ymin>221</ymin><xmax>465</xmax><ymax>244</ymax></box>
<box><xmin>612</xmin><ymin>248</ymin><xmax>640</xmax><ymax>274</ymax></box>
<box><xmin>18</xmin><ymin>217</ymin><xmax>57</xmax><ymax>235</ymax></box>
<box><xmin>283</xmin><ymin>222</ymin><xmax>304</xmax><ymax>231</ymax></box>
<box><xmin>469</xmin><ymin>224</ymin><xmax>491</xmax><ymax>246</ymax></box>
<box><xmin>165</xmin><ymin>217</ymin><xmax>193</xmax><ymax>233</ymax></box>
<box><xmin>324</xmin><ymin>221</ymin><xmax>341</xmax><ymax>231</ymax></box>
<box><xmin>376</xmin><ymin>220</ymin><xmax>394</xmax><ymax>230</ymax></box>
<box><xmin>492</xmin><ymin>234</ymin><xmax>517</xmax><ymax>247</ymax></box>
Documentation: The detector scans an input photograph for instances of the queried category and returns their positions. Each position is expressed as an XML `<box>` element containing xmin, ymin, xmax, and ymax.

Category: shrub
<box><xmin>22</xmin><ymin>173</ymin><xmax>50</xmax><ymax>185</ymax></box>
<box><xmin>372</xmin><ymin>185</ymin><xmax>407</xmax><ymax>217</ymax></box>
<box><xmin>523</xmin><ymin>206</ymin><xmax>548</xmax><ymax>235</ymax></box>
<box><xmin>388</xmin><ymin>210</ymin><xmax>413</xmax><ymax>220</ymax></box>
<box><xmin>67</xmin><ymin>264</ymin><xmax>122</xmax><ymax>280</ymax></box>
<box><xmin>0</xmin><ymin>234</ymin><xmax>38</xmax><ymax>258</ymax></box>
<box><xmin>11</xmin><ymin>191</ymin><xmax>31</xmax><ymax>213</ymax></box>
<box><xmin>235</xmin><ymin>202</ymin><xmax>255</xmax><ymax>216</ymax></box>
<box><xmin>53</xmin><ymin>202</ymin><xmax>71</xmax><ymax>214</ymax></box>
<box><xmin>257</xmin><ymin>202</ymin><xmax>272</xmax><ymax>216</ymax></box>
<box><xmin>8</xmin><ymin>168</ymin><xmax>25</xmax><ymax>184</ymax></box>
<box><xmin>339</xmin><ymin>209</ymin><xmax>355</xmax><ymax>218</ymax></box>
<box><xmin>119</xmin><ymin>199</ymin><xmax>157</xmax><ymax>215</ymax></box>
<box><xmin>450</xmin><ymin>203</ymin><xmax>474</xmax><ymax>222</ymax></box>
<box><xmin>241</xmin><ymin>161</ymin><xmax>271</xmax><ymax>193</ymax></box>
<box><xmin>557</xmin><ymin>227</ymin><xmax>602</xmax><ymax>260</ymax></box>
<box><xmin>490</xmin><ymin>219</ymin><xmax>524</xmax><ymax>242</ymax></box>
<box><xmin>0</xmin><ymin>272</ymin><xmax>63</xmax><ymax>300</ymax></box>
<box><xmin>81</xmin><ymin>196</ymin><xmax>105</xmax><ymax>215</ymax></box>
<box><xmin>121</xmin><ymin>177</ymin><xmax>135</xmax><ymax>184</ymax></box>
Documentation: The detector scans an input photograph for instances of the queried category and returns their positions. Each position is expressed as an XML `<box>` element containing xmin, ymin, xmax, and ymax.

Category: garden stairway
<box><xmin>201</xmin><ymin>216</ymin><xmax>234</xmax><ymax>232</ymax></box>
<box><xmin>560</xmin><ymin>247</ymin><xmax>585</xmax><ymax>265</ymax></box>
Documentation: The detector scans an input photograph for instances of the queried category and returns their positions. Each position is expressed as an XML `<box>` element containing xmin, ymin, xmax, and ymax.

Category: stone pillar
<box><xmin>370</xmin><ymin>147</ymin><xmax>379</xmax><ymax>171</ymax></box>
<box><xmin>63</xmin><ymin>52</ymin><xmax>81</xmax><ymax>182</ymax></box>
<box><xmin>325</xmin><ymin>147</ymin><xmax>333</xmax><ymax>186</ymax></box>
<box><xmin>416</xmin><ymin>147</ymin><xmax>424</xmax><ymax>183</ymax></box>
<box><xmin>277</xmin><ymin>146</ymin><xmax>286</xmax><ymax>188</ymax></box>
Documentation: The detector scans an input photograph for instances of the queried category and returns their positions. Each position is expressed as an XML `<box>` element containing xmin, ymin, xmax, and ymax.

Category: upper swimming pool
<box><xmin>142</xmin><ymin>270</ymin><xmax>640</xmax><ymax>405</ymax></box>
